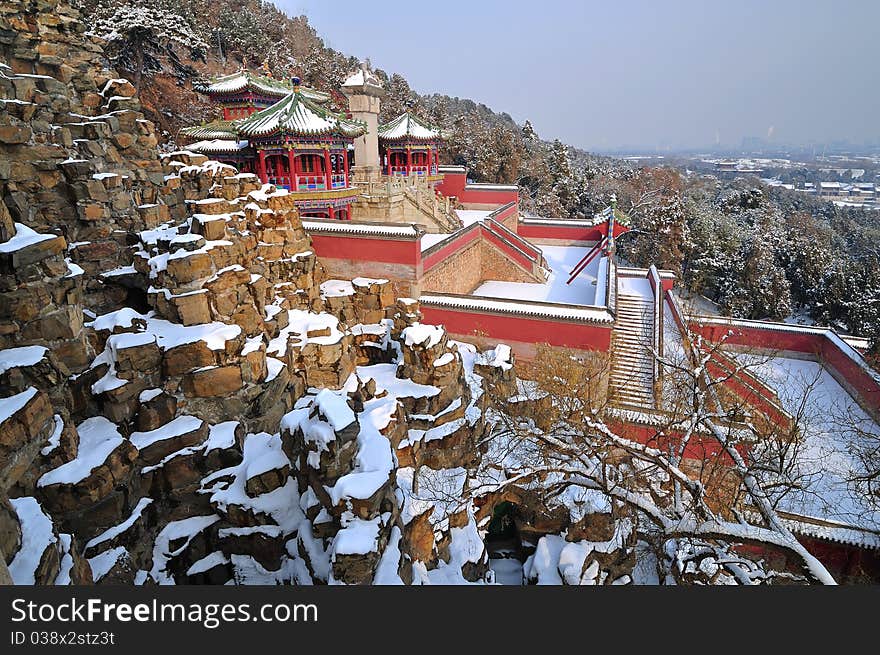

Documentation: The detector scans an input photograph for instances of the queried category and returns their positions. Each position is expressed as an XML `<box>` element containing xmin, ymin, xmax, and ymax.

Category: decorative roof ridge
<box><xmin>237</xmin><ymin>82</ymin><xmax>366</xmax><ymax>139</ymax></box>
<box><xmin>378</xmin><ymin>111</ymin><xmax>441</xmax><ymax>141</ymax></box>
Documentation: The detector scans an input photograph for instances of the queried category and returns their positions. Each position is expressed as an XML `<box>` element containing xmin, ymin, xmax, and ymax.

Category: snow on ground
<box><xmin>473</xmin><ymin>246</ymin><xmax>603</xmax><ymax>306</ymax></box>
<box><xmin>739</xmin><ymin>355</ymin><xmax>880</xmax><ymax>531</ymax></box>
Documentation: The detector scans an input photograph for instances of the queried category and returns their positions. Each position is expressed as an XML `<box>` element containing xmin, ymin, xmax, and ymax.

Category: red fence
<box><xmin>690</xmin><ymin>317</ymin><xmax>880</xmax><ymax>419</ymax></box>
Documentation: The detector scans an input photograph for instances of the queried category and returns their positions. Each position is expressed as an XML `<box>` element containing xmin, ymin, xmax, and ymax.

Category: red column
<box><xmin>257</xmin><ymin>150</ymin><xmax>267</xmax><ymax>184</ymax></box>
<box><xmin>386</xmin><ymin>150</ymin><xmax>392</xmax><ymax>176</ymax></box>
<box><xmin>406</xmin><ymin>147</ymin><xmax>412</xmax><ymax>176</ymax></box>
<box><xmin>328</xmin><ymin>205</ymin><xmax>336</xmax><ymax>220</ymax></box>
<box><xmin>343</xmin><ymin>148</ymin><xmax>349</xmax><ymax>187</ymax></box>
<box><xmin>324</xmin><ymin>148</ymin><xmax>332</xmax><ymax>190</ymax></box>
<box><xmin>287</xmin><ymin>148</ymin><xmax>296</xmax><ymax>190</ymax></box>
<box><xmin>427</xmin><ymin>147</ymin><xmax>433</xmax><ymax>175</ymax></box>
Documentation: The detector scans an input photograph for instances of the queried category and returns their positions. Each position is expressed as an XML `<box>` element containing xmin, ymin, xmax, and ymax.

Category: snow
<box><xmin>738</xmin><ymin>355</ymin><xmax>880</xmax><ymax>532</ymax></box>
<box><xmin>420</xmin><ymin>233</ymin><xmax>451</xmax><ymax>251</ymax></box>
<box><xmin>138</xmin><ymin>388</ymin><xmax>163</xmax><ymax>403</ymax></box>
<box><xmin>148</xmin><ymin>515</ymin><xmax>220</xmax><ymax>584</ymax></box>
<box><xmin>455</xmin><ymin>209</ymin><xmax>493</xmax><ymax>227</ymax></box>
<box><xmin>8</xmin><ymin>497</ymin><xmax>57</xmax><ymax>585</ymax></box>
<box><xmin>328</xmin><ymin>394</ymin><xmax>397</xmax><ymax>504</ymax></box>
<box><xmin>402</xmin><ymin>323</ymin><xmax>444</xmax><ymax>348</ymax></box>
<box><xmin>476</xmin><ymin>344</ymin><xmax>512</xmax><ymax>370</ymax></box>
<box><xmin>0</xmin><ymin>345</ymin><xmax>47</xmax><ymax>375</ymax></box>
<box><xmin>64</xmin><ymin>258</ymin><xmax>84</xmax><ymax>278</ymax></box>
<box><xmin>129</xmin><ymin>415</ymin><xmax>204</xmax><ymax>451</ymax></box>
<box><xmin>88</xmin><ymin>546</ymin><xmax>128</xmax><ymax>582</ymax></box>
<box><xmin>187</xmin><ymin>551</ymin><xmax>229</xmax><ymax>576</ymax></box>
<box><xmin>356</xmin><ymin>363</ymin><xmax>440</xmax><ymax>401</ymax></box>
<box><xmin>488</xmin><ymin>558</ymin><xmax>523</xmax><ymax>585</ymax></box>
<box><xmin>268</xmin><ymin>309</ymin><xmax>344</xmax><ymax>357</ymax></box>
<box><xmin>55</xmin><ymin>534</ymin><xmax>75</xmax><ymax>586</ymax></box>
<box><xmin>106</xmin><ymin>331</ymin><xmax>155</xmax><ymax>356</ymax></box>
<box><xmin>206</xmin><ymin>421</ymin><xmax>239</xmax><ymax>452</ymax></box>
<box><xmin>302</xmin><ymin>220</ymin><xmax>420</xmax><ymax>238</ymax></box>
<box><xmin>265</xmin><ymin>357</ymin><xmax>285</xmax><ymax>382</ymax></box>
<box><xmin>315</xmin><ymin>389</ymin><xmax>355</xmax><ymax>431</ymax></box>
<box><xmin>200</xmin><ymin>433</ymin><xmax>304</xmax><ymax>536</ymax></box>
<box><xmin>332</xmin><ymin>515</ymin><xmax>381</xmax><ymax>556</ymax></box>
<box><xmin>618</xmin><ymin>274</ymin><xmax>654</xmax><ymax>300</ymax></box>
<box><xmin>0</xmin><ymin>387</ymin><xmax>38</xmax><ymax>424</ymax></box>
<box><xmin>420</xmin><ymin>293</ymin><xmax>614</xmax><ymax>323</ymax></box>
<box><xmin>243</xmin><ymin>432</ymin><xmax>289</xmax><ymax>479</ymax></box>
<box><xmin>89</xmin><ymin>307</ymin><xmax>143</xmax><ymax>332</ymax></box>
<box><xmin>38</xmin><ymin>417</ymin><xmax>123</xmax><ymax>487</ymax></box>
<box><xmin>473</xmin><ymin>246</ymin><xmax>604</xmax><ymax>306</ymax></box>
<box><xmin>146</xmin><ymin>316</ymin><xmax>241</xmax><ymax>351</ymax></box>
<box><xmin>85</xmin><ymin>498</ymin><xmax>153</xmax><ymax>552</ymax></box>
<box><xmin>320</xmin><ymin>279</ymin><xmax>354</xmax><ymax>298</ymax></box>
<box><xmin>378</xmin><ymin>112</ymin><xmax>439</xmax><ymax>140</ymax></box>
<box><xmin>373</xmin><ymin>526</ymin><xmax>405</xmax><ymax>585</ymax></box>
<box><xmin>40</xmin><ymin>414</ymin><xmax>64</xmax><ymax>456</ymax></box>
<box><xmin>0</xmin><ymin>223</ymin><xmax>55</xmax><ymax>253</ymax></box>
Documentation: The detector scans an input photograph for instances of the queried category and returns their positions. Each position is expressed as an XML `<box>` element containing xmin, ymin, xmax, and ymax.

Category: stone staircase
<box><xmin>609</xmin><ymin>291</ymin><xmax>655</xmax><ymax>408</ymax></box>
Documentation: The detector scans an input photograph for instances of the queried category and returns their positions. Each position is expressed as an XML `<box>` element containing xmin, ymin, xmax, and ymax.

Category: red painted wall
<box><xmin>420</xmin><ymin>305</ymin><xmax>612</xmax><ymax>353</ymax></box>
<box><xmin>422</xmin><ymin>226</ymin><xmax>480</xmax><ymax>270</ymax></box>
<box><xmin>517</xmin><ymin>220</ymin><xmax>630</xmax><ymax>244</ymax></box>
<box><xmin>690</xmin><ymin>322</ymin><xmax>880</xmax><ymax>415</ymax></box>
<box><xmin>308</xmin><ymin>234</ymin><xmax>420</xmax><ymax>266</ymax></box>
<box><xmin>436</xmin><ymin>171</ymin><xmax>519</xmax><ymax>205</ymax></box>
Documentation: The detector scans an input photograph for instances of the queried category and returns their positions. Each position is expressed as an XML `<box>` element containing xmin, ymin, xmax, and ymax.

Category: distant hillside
<box><xmin>72</xmin><ymin>0</ymin><xmax>629</xmax><ymax>211</ymax></box>
<box><xmin>70</xmin><ymin>1</ymin><xmax>880</xmax><ymax>348</ymax></box>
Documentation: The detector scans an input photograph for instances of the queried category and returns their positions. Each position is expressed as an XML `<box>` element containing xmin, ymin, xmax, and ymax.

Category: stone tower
<box><xmin>341</xmin><ymin>64</ymin><xmax>386</xmax><ymax>182</ymax></box>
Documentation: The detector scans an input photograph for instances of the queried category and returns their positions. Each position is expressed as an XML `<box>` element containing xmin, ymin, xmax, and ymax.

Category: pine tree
<box><xmin>89</xmin><ymin>3</ymin><xmax>207</xmax><ymax>90</ymax></box>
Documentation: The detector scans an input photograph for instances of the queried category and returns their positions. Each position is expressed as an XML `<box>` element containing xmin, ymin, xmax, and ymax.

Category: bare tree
<box><xmin>475</xmin><ymin>333</ymin><xmax>837</xmax><ymax>584</ymax></box>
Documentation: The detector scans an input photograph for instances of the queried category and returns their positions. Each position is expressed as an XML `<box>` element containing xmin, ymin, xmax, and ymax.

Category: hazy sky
<box><xmin>274</xmin><ymin>0</ymin><xmax>880</xmax><ymax>151</ymax></box>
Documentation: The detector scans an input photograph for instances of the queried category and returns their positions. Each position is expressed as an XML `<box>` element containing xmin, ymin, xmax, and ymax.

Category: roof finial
<box><xmin>291</xmin><ymin>76</ymin><xmax>301</xmax><ymax>92</ymax></box>
<box><xmin>262</xmin><ymin>58</ymin><xmax>272</xmax><ymax>78</ymax></box>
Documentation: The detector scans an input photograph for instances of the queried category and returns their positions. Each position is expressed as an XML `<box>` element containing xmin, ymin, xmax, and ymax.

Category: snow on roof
<box><xmin>378</xmin><ymin>112</ymin><xmax>440</xmax><ymax>141</ymax></box>
<box><xmin>302</xmin><ymin>219</ymin><xmax>420</xmax><ymax>239</ymax></box>
<box><xmin>198</xmin><ymin>70</ymin><xmax>329</xmax><ymax>102</ymax></box>
<box><xmin>179</xmin><ymin>119</ymin><xmax>240</xmax><ymax>141</ymax></box>
<box><xmin>342</xmin><ymin>67</ymin><xmax>383</xmax><ymax>91</ymax></box>
<box><xmin>187</xmin><ymin>139</ymin><xmax>250</xmax><ymax>154</ymax></box>
<box><xmin>237</xmin><ymin>89</ymin><xmax>366</xmax><ymax>139</ymax></box>
<box><xmin>419</xmin><ymin>293</ymin><xmax>614</xmax><ymax>323</ymax></box>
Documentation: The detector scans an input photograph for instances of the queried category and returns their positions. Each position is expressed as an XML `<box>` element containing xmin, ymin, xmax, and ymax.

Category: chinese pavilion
<box><xmin>179</xmin><ymin>70</ymin><xmax>333</xmax><ymax>176</ymax></box>
<box><xmin>236</xmin><ymin>77</ymin><xmax>366</xmax><ymax>220</ymax></box>
<box><xmin>195</xmin><ymin>68</ymin><xmax>330</xmax><ymax>120</ymax></box>
<box><xmin>378</xmin><ymin>112</ymin><xmax>442</xmax><ymax>180</ymax></box>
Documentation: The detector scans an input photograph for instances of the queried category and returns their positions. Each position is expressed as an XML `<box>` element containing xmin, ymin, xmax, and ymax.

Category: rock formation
<box><xmin>0</xmin><ymin>0</ymin><xmax>644</xmax><ymax>587</ymax></box>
